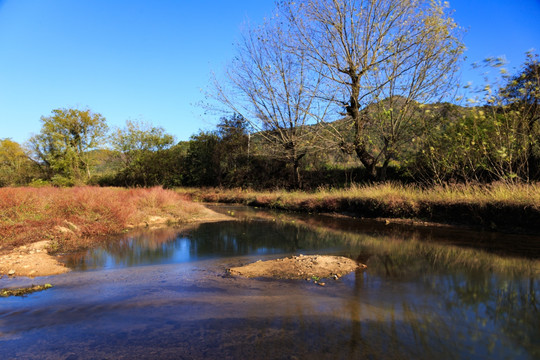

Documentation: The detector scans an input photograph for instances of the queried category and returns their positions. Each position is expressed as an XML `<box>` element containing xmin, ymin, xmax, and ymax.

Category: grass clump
<box><xmin>0</xmin><ymin>284</ymin><xmax>53</xmax><ymax>297</ymax></box>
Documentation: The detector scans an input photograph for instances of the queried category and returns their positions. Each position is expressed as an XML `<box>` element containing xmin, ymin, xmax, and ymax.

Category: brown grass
<box><xmin>177</xmin><ymin>182</ymin><xmax>540</xmax><ymax>233</ymax></box>
<box><xmin>0</xmin><ymin>186</ymin><xmax>204</xmax><ymax>252</ymax></box>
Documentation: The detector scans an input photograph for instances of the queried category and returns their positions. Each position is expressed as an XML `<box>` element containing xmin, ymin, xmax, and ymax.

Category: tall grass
<box><xmin>179</xmin><ymin>182</ymin><xmax>540</xmax><ymax>206</ymax></box>
<box><xmin>177</xmin><ymin>182</ymin><xmax>540</xmax><ymax>232</ymax></box>
<box><xmin>0</xmin><ymin>186</ymin><xmax>203</xmax><ymax>252</ymax></box>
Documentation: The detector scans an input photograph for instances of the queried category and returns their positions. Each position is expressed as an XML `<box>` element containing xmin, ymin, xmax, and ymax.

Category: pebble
<box><xmin>8</xmin><ymin>269</ymin><xmax>15</xmax><ymax>275</ymax></box>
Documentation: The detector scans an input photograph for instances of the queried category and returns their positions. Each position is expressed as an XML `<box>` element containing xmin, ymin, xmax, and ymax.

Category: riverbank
<box><xmin>177</xmin><ymin>183</ymin><xmax>540</xmax><ymax>234</ymax></box>
<box><xmin>0</xmin><ymin>186</ymin><xmax>231</xmax><ymax>277</ymax></box>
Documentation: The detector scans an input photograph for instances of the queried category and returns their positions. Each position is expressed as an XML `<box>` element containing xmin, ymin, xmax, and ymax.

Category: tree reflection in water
<box><xmin>58</xmin><ymin>205</ymin><xmax>539</xmax><ymax>358</ymax></box>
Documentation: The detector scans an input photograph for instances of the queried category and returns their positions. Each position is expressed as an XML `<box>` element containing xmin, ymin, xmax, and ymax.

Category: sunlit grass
<box><xmin>177</xmin><ymin>182</ymin><xmax>540</xmax><ymax>207</ymax></box>
<box><xmin>176</xmin><ymin>182</ymin><xmax>540</xmax><ymax>231</ymax></box>
<box><xmin>0</xmin><ymin>186</ymin><xmax>204</xmax><ymax>252</ymax></box>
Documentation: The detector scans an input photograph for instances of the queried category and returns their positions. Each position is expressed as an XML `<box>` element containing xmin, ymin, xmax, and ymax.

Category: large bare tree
<box><xmin>213</xmin><ymin>18</ymin><xmax>332</xmax><ymax>188</ymax></box>
<box><xmin>279</xmin><ymin>0</ymin><xmax>464</xmax><ymax>178</ymax></box>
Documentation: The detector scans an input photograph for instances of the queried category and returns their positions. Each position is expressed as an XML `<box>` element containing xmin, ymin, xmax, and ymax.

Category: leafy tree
<box><xmin>0</xmin><ymin>138</ymin><xmax>38</xmax><ymax>186</ymax></box>
<box><xmin>111</xmin><ymin>120</ymin><xmax>175</xmax><ymax>186</ymax></box>
<box><xmin>415</xmin><ymin>108</ymin><xmax>493</xmax><ymax>183</ymax></box>
<box><xmin>111</xmin><ymin>120</ymin><xmax>175</xmax><ymax>168</ymax></box>
<box><xmin>183</xmin><ymin>131</ymin><xmax>221</xmax><ymax>186</ymax></box>
<box><xmin>500</xmin><ymin>52</ymin><xmax>540</xmax><ymax>179</ymax></box>
<box><xmin>215</xmin><ymin>114</ymin><xmax>251</xmax><ymax>186</ymax></box>
<box><xmin>472</xmin><ymin>54</ymin><xmax>540</xmax><ymax>182</ymax></box>
<box><xmin>415</xmin><ymin>53</ymin><xmax>540</xmax><ymax>183</ymax></box>
<box><xmin>28</xmin><ymin>108</ymin><xmax>108</xmax><ymax>184</ymax></box>
<box><xmin>279</xmin><ymin>0</ymin><xmax>464</xmax><ymax>179</ymax></box>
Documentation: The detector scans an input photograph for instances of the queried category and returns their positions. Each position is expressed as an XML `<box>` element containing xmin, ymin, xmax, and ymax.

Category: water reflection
<box><xmin>2</xmin><ymin>205</ymin><xmax>539</xmax><ymax>359</ymax></box>
<box><xmin>65</xmin><ymin>219</ymin><xmax>350</xmax><ymax>270</ymax></box>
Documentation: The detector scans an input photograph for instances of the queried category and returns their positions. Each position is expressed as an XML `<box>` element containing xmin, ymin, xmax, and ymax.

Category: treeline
<box><xmin>0</xmin><ymin>53</ymin><xmax>539</xmax><ymax>190</ymax></box>
<box><xmin>1</xmin><ymin>0</ymin><xmax>539</xmax><ymax>189</ymax></box>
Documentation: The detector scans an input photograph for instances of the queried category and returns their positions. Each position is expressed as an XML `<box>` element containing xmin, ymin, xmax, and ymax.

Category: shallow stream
<box><xmin>1</xmin><ymin>205</ymin><xmax>539</xmax><ymax>359</ymax></box>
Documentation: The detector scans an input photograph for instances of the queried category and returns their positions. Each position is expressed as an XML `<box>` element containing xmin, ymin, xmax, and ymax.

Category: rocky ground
<box><xmin>228</xmin><ymin>255</ymin><xmax>366</xmax><ymax>283</ymax></box>
<box><xmin>0</xmin><ymin>241</ymin><xmax>69</xmax><ymax>278</ymax></box>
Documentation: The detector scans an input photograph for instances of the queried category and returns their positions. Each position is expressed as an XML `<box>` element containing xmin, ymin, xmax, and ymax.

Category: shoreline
<box><xmin>177</xmin><ymin>185</ymin><xmax>540</xmax><ymax>235</ymax></box>
<box><xmin>0</xmin><ymin>187</ymin><xmax>233</xmax><ymax>279</ymax></box>
<box><xmin>0</xmin><ymin>211</ymin><xmax>233</xmax><ymax>279</ymax></box>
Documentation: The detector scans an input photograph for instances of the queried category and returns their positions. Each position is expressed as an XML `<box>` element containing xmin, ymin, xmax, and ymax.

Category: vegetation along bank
<box><xmin>0</xmin><ymin>186</ymin><xmax>230</xmax><ymax>277</ymax></box>
<box><xmin>178</xmin><ymin>183</ymin><xmax>540</xmax><ymax>234</ymax></box>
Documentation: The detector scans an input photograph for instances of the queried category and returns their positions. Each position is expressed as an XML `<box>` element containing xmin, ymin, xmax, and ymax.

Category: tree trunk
<box><xmin>292</xmin><ymin>157</ymin><xmax>303</xmax><ymax>189</ymax></box>
<box><xmin>348</xmin><ymin>75</ymin><xmax>377</xmax><ymax>180</ymax></box>
<box><xmin>379</xmin><ymin>158</ymin><xmax>391</xmax><ymax>181</ymax></box>
<box><xmin>355</xmin><ymin>145</ymin><xmax>377</xmax><ymax>179</ymax></box>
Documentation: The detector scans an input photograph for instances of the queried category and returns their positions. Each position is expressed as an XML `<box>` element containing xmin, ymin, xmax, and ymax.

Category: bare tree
<box><xmin>279</xmin><ymin>0</ymin><xmax>464</xmax><ymax>179</ymax></box>
<box><xmin>213</xmin><ymin>18</ymin><xmax>332</xmax><ymax>188</ymax></box>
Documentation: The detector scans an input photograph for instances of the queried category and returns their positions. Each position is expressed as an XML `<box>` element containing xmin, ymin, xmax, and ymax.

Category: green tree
<box><xmin>28</xmin><ymin>108</ymin><xmax>108</xmax><ymax>184</ymax></box>
<box><xmin>215</xmin><ymin>114</ymin><xmax>251</xmax><ymax>186</ymax></box>
<box><xmin>183</xmin><ymin>131</ymin><xmax>221</xmax><ymax>187</ymax></box>
<box><xmin>111</xmin><ymin>120</ymin><xmax>175</xmax><ymax>186</ymax></box>
<box><xmin>500</xmin><ymin>52</ymin><xmax>540</xmax><ymax>179</ymax></box>
<box><xmin>415</xmin><ymin>108</ymin><xmax>493</xmax><ymax>183</ymax></box>
<box><xmin>415</xmin><ymin>53</ymin><xmax>540</xmax><ymax>183</ymax></box>
<box><xmin>0</xmin><ymin>138</ymin><xmax>38</xmax><ymax>186</ymax></box>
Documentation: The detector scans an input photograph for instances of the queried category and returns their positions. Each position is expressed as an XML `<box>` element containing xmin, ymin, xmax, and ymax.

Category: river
<box><xmin>1</xmin><ymin>205</ymin><xmax>539</xmax><ymax>359</ymax></box>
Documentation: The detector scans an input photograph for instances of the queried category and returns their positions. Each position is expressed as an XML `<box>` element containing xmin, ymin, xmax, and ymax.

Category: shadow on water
<box><xmin>1</xmin><ymin>204</ymin><xmax>539</xmax><ymax>359</ymax></box>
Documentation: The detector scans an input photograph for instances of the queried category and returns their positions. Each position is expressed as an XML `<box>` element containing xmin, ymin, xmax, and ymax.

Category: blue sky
<box><xmin>0</xmin><ymin>0</ymin><xmax>539</xmax><ymax>145</ymax></box>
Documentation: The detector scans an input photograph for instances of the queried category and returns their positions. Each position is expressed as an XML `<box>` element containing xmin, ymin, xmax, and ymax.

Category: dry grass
<box><xmin>178</xmin><ymin>182</ymin><xmax>540</xmax><ymax>207</ymax></box>
<box><xmin>0</xmin><ymin>186</ymin><xmax>204</xmax><ymax>252</ymax></box>
<box><xmin>177</xmin><ymin>182</ymin><xmax>540</xmax><ymax>232</ymax></box>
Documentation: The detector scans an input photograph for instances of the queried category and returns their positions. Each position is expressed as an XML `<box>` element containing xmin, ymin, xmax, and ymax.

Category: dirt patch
<box><xmin>0</xmin><ymin>241</ymin><xmax>69</xmax><ymax>278</ymax></box>
<box><xmin>129</xmin><ymin>207</ymin><xmax>233</xmax><ymax>229</ymax></box>
<box><xmin>229</xmin><ymin>255</ymin><xmax>366</xmax><ymax>281</ymax></box>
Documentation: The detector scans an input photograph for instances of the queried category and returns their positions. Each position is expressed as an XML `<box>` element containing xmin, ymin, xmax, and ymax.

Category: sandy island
<box><xmin>229</xmin><ymin>254</ymin><xmax>366</xmax><ymax>282</ymax></box>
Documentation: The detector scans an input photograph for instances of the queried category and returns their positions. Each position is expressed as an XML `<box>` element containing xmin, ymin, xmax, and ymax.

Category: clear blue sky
<box><xmin>1</xmin><ymin>0</ymin><xmax>539</xmax><ymax>145</ymax></box>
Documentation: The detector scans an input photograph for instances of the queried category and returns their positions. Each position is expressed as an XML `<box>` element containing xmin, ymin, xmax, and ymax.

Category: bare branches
<box><xmin>279</xmin><ymin>0</ymin><xmax>464</xmax><ymax>178</ymax></box>
<box><xmin>211</xmin><ymin>16</ymin><xmax>333</xmax><ymax>187</ymax></box>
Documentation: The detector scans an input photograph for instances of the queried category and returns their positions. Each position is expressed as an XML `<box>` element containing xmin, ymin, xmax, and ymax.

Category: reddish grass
<box><xmin>0</xmin><ymin>186</ymin><xmax>204</xmax><ymax>252</ymax></box>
